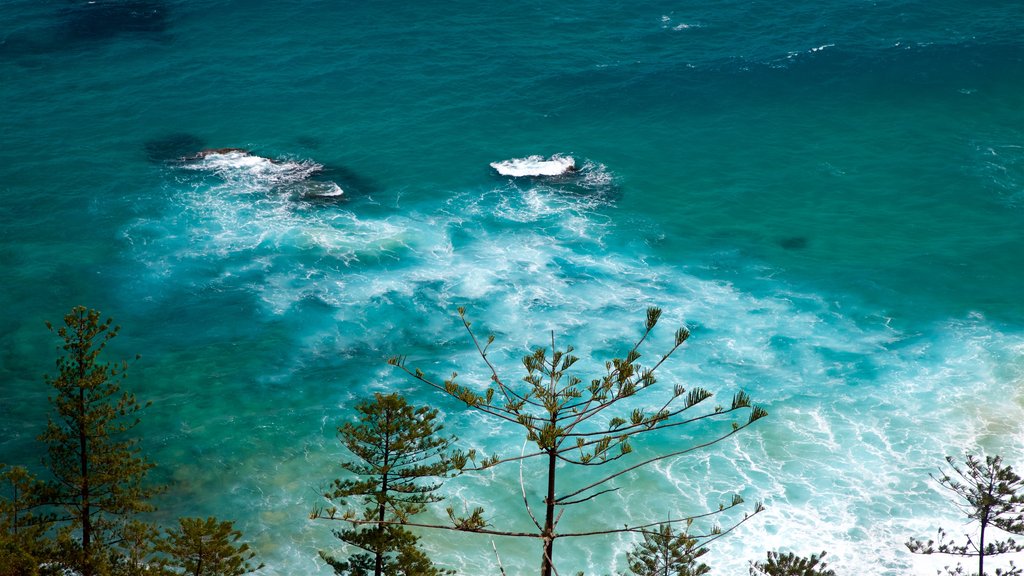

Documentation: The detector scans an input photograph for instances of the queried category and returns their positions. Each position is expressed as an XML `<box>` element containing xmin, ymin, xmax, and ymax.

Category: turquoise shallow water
<box><xmin>1</xmin><ymin>1</ymin><xmax>1023</xmax><ymax>574</ymax></box>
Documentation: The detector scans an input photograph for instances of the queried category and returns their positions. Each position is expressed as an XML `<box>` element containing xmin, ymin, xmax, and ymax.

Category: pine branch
<box><xmin>555</xmin><ymin>487</ymin><xmax>620</xmax><ymax>507</ymax></box>
<box><xmin>337</xmin><ymin>516</ymin><xmax>541</xmax><ymax>539</ymax></box>
<box><xmin>555</xmin><ymin>418</ymin><xmax>758</xmax><ymax>504</ymax></box>
<box><xmin>457</xmin><ymin>307</ymin><xmax>530</xmax><ymax>408</ymax></box>
<box><xmin>519</xmin><ymin>440</ymin><xmax>544</xmax><ymax>531</ymax></box>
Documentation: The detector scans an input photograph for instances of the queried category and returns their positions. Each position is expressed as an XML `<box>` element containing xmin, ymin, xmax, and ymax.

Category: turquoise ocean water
<box><xmin>1</xmin><ymin>1</ymin><xmax>1022</xmax><ymax>573</ymax></box>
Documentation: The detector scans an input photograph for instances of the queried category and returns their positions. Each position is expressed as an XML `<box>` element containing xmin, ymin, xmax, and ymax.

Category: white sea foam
<box><xmin>126</xmin><ymin>159</ymin><xmax>1024</xmax><ymax>575</ymax></box>
<box><xmin>182</xmin><ymin>150</ymin><xmax>344</xmax><ymax>198</ymax></box>
<box><xmin>786</xmin><ymin>43</ymin><xmax>836</xmax><ymax>61</ymax></box>
<box><xmin>490</xmin><ymin>154</ymin><xmax>576</xmax><ymax>177</ymax></box>
<box><xmin>184</xmin><ymin>150</ymin><xmax>321</xmax><ymax>185</ymax></box>
<box><xmin>299</xmin><ymin>180</ymin><xmax>344</xmax><ymax>197</ymax></box>
<box><xmin>576</xmin><ymin>159</ymin><xmax>614</xmax><ymax>189</ymax></box>
<box><xmin>973</xmin><ymin>140</ymin><xmax>1024</xmax><ymax>207</ymax></box>
<box><xmin>660</xmin><ymin>14</ymin><xmax>701</xmax><ymax>30</ymax></box>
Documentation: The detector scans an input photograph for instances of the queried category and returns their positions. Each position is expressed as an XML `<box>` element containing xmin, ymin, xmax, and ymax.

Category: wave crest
<box><xmin>490</xmin><ymin>154</ymin><xmax>577</xmax><ymax>177</ymax></box>
<box><xmin>183</xmin><ymin>150</ymin><xmax>343</xmax><ymax>198</ymax></box>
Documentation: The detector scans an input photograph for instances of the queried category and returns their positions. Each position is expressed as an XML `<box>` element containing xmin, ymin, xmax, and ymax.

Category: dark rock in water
<box><xmin>315</xmin><ymin>164</ymin><xmax>378</xmax><ymax>197</ymax></box>
<box><xmin>491</xmin><ymin>157</ymin><xmax>621</xmax><ymax>203</ymax></box>
<box><xmin>59</xmin><ymin>0</ymin><xmax>167</xmax><ymax>42</ymax></box>
<box><xmin>144</xmin><ymin>133</ymin><xmax>205</xmax><ymax>163</ymax></box>
<box><xmin>295</xmin><ymin>136</ymin><xmax>322</xmax><ymax>150</ymax></box>
<box><xmin>779</xmin><ymin>236</ymin><xmax>808</xmax><ymax>250</ymax></box>
<box><xmin>285</xmin><ymin>180</ymin><xmax>346</xmax><ymax>203</ymax></box>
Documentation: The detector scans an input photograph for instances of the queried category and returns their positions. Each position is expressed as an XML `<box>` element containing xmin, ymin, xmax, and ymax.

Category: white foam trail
<box><xmin>490</xmin><ymin>154</ymin><xmax>576</xmax><ymax>177</ymax></box>
<box><xmin>973</xmin><ymin>141</ymin><xmax>1024</xmax><ymax>206</ymax></box>
<box><xmin>185</xmin><ymin>150</ymin><xmax>323</xmax><ymax>185</ymax></box>
<box><xmin>182</xmin><ymin>150</ymin><xmax>344</xmax><ymax>198</ymax></box>
<box><xmin>576</xmin><ymin>160</ymin><xmax>614</xmax><ymax>189</ymax></box>
<box><xmin>126</xmin><ymin>163</ymin><xmax>1024</xmax><ymax>575</ymax></box>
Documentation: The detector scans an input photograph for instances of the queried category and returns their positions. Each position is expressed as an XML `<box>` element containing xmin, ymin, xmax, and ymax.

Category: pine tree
<box><xmin>318</xmin><ymin>526</ymin><xmax>445</xmax><ymax>576</ymax></box>
<box><xmin>37</xmin><ymin>306</ymin><xmax>159</xmax><ymax>576</ymax></box>
<box><xmin>388</xmin><ymin>307</ymin><xmax>767</xmax><ymax>576</ymax></box>
<box><xmin>155</xmin><ymin>517</ymin><xmax>262</xmax><ymax>576</ymax></box>
<box><xmin>110</xmin><ymin>520</ymin><xmax>161</xmax><ymax>576</ymax></box>
<box><xmin>907</xmin><ymin>454</ymin><xmax>1024</xmax><ymax>576</ymax></box>
<box><xmin>313</xmin><ymin>393</ymin><xmax>460</xmax><ymax>576</ymax></box>
<box><xmin>749</xmin><ymin>551</ymin><xmax>836</xmax><ymax>576</ymax></box>
<box><xmin>626</xmin><ymin>523</ymin><xmax>709</xmax><ymax>576</ymax></box>
<box><xmin>0</xmin><ymin>465</ymin><xmax>52</xmax><ymax>576</ymax></box>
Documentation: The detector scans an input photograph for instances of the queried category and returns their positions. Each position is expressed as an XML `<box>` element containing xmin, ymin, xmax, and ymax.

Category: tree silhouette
<box><xmin>907</xmin><ymin>454</ymin><xmax>1024</xmax><ymax>576</ymax></box>
<box><xmin>388</xmin><ymin>307</ymin><xmax>766</xmax><ymax>576</ymax></box>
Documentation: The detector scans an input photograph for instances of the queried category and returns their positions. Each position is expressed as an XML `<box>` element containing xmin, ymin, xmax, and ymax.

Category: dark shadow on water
<box><xmin>312</xmin><ymin>164</ymin><xmax>380</xmax><ymax>199</ymax></box>
<box><xmin>58</xmin><ymin>0</ymin><xmax>168</xmax><ymax>42</ymax></box>
<box><xmin>143</xmin><ymin>133</ymin><xmax>206</xmax><ymax>164</ymax></box>
<box><xmin>778</xmin><ymin>236</ymin><xmax>808</xmax><ymax>250</ymax></box>
<box><xmin>294</xmin><ymin>136</ymin><xmax>323</xmax><ymax>151</ymax></box>
<box><xmin>0</xmin><ymin>1</ymin><xmax>170</xmax><ymax>59</ymax></box>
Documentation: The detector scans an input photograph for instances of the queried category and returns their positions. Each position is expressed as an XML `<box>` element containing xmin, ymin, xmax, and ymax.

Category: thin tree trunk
<box><xmin>662</xmin><ymin>538</ymin><xmax>669</xmax><ymax>576</ymax></box>
<box><xmin>541</xmin><ymin>447</ymin><xmax>557</xmax><ymax>576</ymax></box>
<box><xmin>374</xmin><ymin>498</ymin><xmax>386</xmax><ymax>576</ymax></box>
<box><xmin>79</xmin><ymin>383</ymin><xmax>92</xmax><ymax>576</ymax></box>
<box><xmin>980</xmin><ymin>478</ymin><xmax>992</xmax><ymax>576</ymax></box>
<box><xmin>375</xmin><ymin>417</ymin><xmax>391</xmax><ymax>576</ymax></box>
<box><xmin>194</xmin><ymin>541</ymin><xmax>204</xmax><ymax>576</ymax></box>
<box><xmin>979</xmin><ymin>520</ymin><xmax>986</xmax><ymax>576</ymax></box>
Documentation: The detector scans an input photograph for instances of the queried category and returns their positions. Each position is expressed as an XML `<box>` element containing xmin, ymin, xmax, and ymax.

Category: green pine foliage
<box><xmin>314</xmin><ymin>393</ymin><xmax>459</xmax><ymax>576</ymax></box>
<box><xmin>749</xmin><ymin>551</ymin><xmax>836</xmax><ymax>576</ymax></box>
<box><xmin>389</xmin><ymin>307</ymin><xmax>767</xmax><ymax>576</ymax></box>
<box><xmin>907</xmin><ymin>454</ymin><xmax>1024</xmax><ymax>576</ymax></box>
<box><xmin>36</xmin><ymin>306</ymin><xmax>161</xmax><ymax>576</ymax></box>
<box><xmin>319</xmin><ymin>525</ymin><xmax>446</xmax><ymax>576</ymax></box>
<box><xmin>626</xmin><ymin>523</ymin><xmax>709</xmax><ymax>576</ymax></box>
<box><xmin>107</xmin><ymin>520</ymin><xmax>161</xmax><ymax>576</ymax></box>
<box><xmin>0</xmin><ymin>306</ymin><xmax>267</xmax><ymax>575</ymax></box>
<box><xmin>155</xmin><ymin>517</ymin><xmax>262</xmax><ymax>576</ymax></box>
<box><xmin>0</xmin><ymin>465</ymin><xmax>52</xmax><ymax>576</ymax></box>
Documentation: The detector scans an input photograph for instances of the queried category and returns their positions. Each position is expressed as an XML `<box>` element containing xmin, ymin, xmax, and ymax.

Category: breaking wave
<box><xmin>182</xmin><ymin>150</ymin><xmax>343</xmax><ymax>199</ymax></box>
<box><xmin>490</xmin><ymin>154</ymin><xmax>577</xmax><ymax>177</ymax></box>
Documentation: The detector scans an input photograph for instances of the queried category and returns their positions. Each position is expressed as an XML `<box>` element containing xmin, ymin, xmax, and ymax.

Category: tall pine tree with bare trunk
<box><xmin>907</xmin><ymin>454</ymin><xmax>1024</xmax><ymax>576</ymax></box>
<box><xmin>387</xmin><ymin>307</ymin><xmax>767</xmax><ymax>576</ymax></box>
<box><xmin>38</xmin><ymin>306</ymin><xmax>159</xmax><ymax>576</ymax></box>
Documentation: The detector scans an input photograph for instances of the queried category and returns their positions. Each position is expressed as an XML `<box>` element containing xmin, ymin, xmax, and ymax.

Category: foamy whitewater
<box><xmin>0</xmin><ymin>1</ymin><xmax>1022</xmax><ymax>575</ymax></box>
<box><xmin>491</xmin><ymin>155</ymin><xmax>577</xmax><ymax>177</ymax></box>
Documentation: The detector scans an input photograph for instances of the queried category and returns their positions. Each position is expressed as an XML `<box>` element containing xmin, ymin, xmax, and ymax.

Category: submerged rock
<box><xmin>59</xmin><ymin>0</ymin><xmax>168</xmax><ymax>42</ymax></box>
<box><xmin>143</xmin><ymin>133</ymin><xmax>205</xmax><ymax>164</ymax></box>
<box><xmin>181</xmin><ymin>148</ymin><xmax>346</xmax><ymax>200</ymax></box>
<box><xmin>779</xmin><ymin>236</ymin><xmax>809</xmax><ymax>250</ymax></box>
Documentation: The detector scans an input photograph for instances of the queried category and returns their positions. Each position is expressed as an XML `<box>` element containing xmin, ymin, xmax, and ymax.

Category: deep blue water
<box><xmin>1</xmin><ymin>1</ymin><xmax>1022</xmax><ymax>574</ymax></box>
